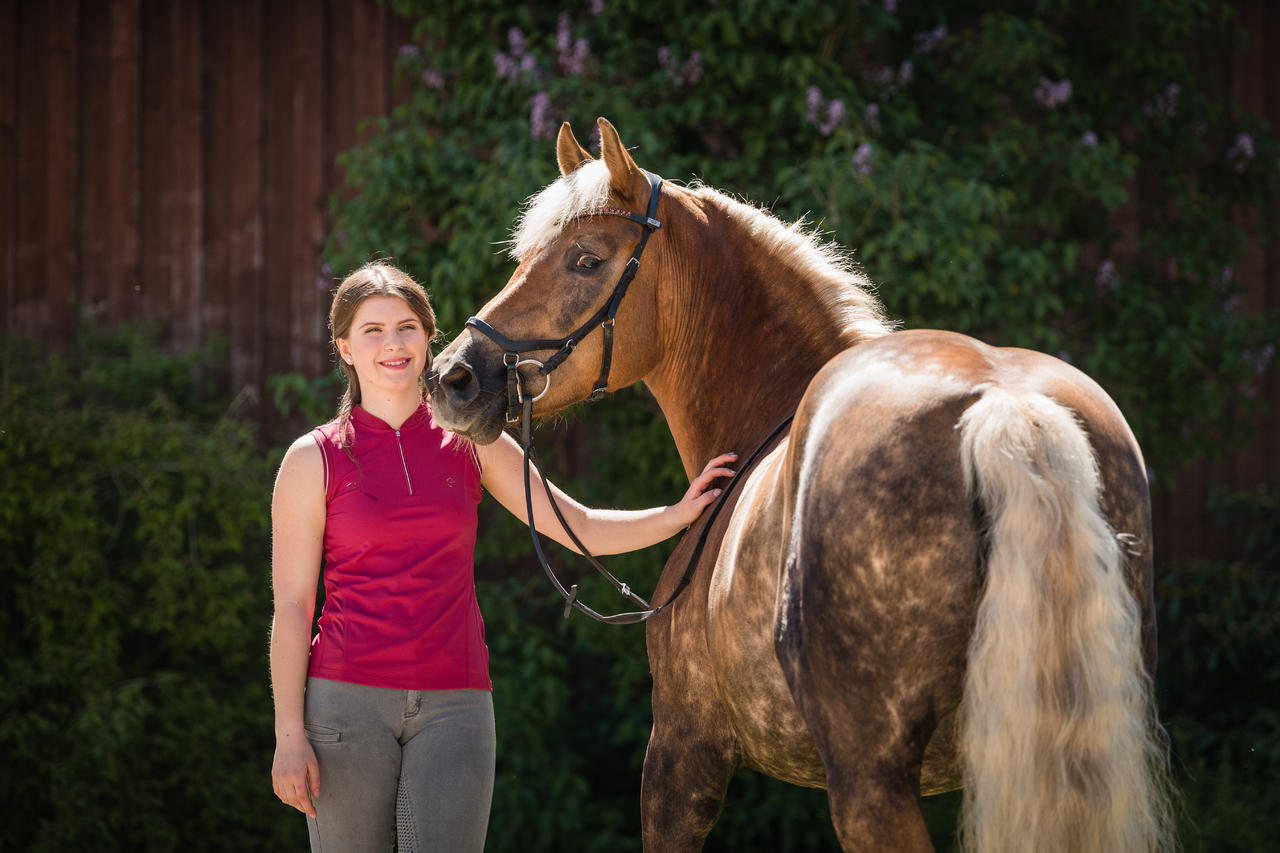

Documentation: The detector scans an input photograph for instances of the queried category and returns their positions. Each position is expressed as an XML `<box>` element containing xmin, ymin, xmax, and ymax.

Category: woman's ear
<box><xmin>335</xmin><ymin>338</ymin><xmax>353</xmax><ymax>364</ymax></box>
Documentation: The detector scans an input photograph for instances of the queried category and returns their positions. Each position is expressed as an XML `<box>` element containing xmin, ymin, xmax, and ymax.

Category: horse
<box><xmin>429</xmin><ymin>118</ymin><xmax>1173</xmax><ymax>852</ymax></box>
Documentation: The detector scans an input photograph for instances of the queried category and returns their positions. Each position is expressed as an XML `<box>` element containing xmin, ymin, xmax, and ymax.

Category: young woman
<box><xmin>269</xmin><ymin>261</ymin><xmax>734</xmax><ymax>851</ymax></box>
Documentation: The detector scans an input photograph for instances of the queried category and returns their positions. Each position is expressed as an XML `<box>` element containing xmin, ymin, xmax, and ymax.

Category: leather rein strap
<box><xmin>520</xmin><ymin>396</ymin><xmax>795</xmax><ymax>624</ymax></box>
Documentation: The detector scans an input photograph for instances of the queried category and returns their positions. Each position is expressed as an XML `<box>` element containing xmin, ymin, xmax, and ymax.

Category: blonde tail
<box><xmin>957</xmin><ymin>387</ymin><xmax>1173</xmax><ymax>853</ymax></box>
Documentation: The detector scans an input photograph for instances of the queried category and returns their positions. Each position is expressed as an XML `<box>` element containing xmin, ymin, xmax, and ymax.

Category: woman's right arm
<box><xmin>269</xmin><ymin>435</ymin><xmax>326</xmax><ymax>818</ymax></box>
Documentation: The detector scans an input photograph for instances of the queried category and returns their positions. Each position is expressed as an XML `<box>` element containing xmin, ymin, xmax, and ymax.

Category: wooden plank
<box><xmin>0</xmin><ymin>0</ymin><xmax>16</xmax><ymax>333</ymax></box>
<box><xmin>167</xmin><ymin>0</ymin><xmax>203</xmax><ymax>351</ymax></box>
<box><xmin>291</xmin><ymin>0</ymin><xmax>327</xmax><ymax>378</ymax></box>
<box><xmin>13</xmin><ymin>0</ymin><xmax>49</xmax><ymax>337</ymax></box>
<box><xmin>139</xmin><ymin>0</ymin><xmax>173</xmax><ymax>328</ymax></box>
<box><xmin>326</xmin><ymin>0</ymin><xmax>358</xmax><ymax>201</ymax></box>
<box><xmin>200</xmin><ymin>0</ymin><xmax>231</xmax><ymax>383</ymax></box>
<box><xmin>78</xmin><ymin>0</ymin><xmax>111</xmax><ymax>325</ymax></box>
<box><xmin>44</xmin><ymin>0</ymin><xmax>78</xmax><ymax>344</ymax></box>
<box><xmin>261</xmin><ymin>0</ymin><xmax>295</xmax><ymax>425</ymax></box>
<box><xmin>104</xmin><ymin>0</ymin><xmax>142</xmax><ymax>324</ymax></box>
<box><xmin>1230</xmin><ymin>1</ymin><xmax>1268</xmax><ymax>498</ymax></box>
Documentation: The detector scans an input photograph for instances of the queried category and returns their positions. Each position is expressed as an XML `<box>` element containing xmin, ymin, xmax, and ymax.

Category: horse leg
<box><xmin>640</xmin><ymin>719</ymin><xmax>738</xmax><ymax>852</ymax></box>
<box><xmin>640</xmin><ymin>690</ymin><xmax>739</xmax><ymax>851</ymax></box>
<box><xmin>776</xmin><ymin>396</ymin><xmax>982</xmax><ymax>851</ymax></box>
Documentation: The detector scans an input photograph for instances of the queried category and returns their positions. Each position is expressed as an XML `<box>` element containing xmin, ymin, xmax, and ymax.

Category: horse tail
<box><xmin>956</xmin><ymin>387</ymin><xmax>1173</xmax><ymax>853</ymax></box>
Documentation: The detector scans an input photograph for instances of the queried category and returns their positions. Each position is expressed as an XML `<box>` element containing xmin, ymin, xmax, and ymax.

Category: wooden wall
<box><xmin>0</xmin><ymin>0</ymin><xmax>1276</xmax><ymax>562</ymax></box>
<box><xmin>0</xmin><ymin>0</ymin><xmax>413</xmax><ymax>403</ymax></box>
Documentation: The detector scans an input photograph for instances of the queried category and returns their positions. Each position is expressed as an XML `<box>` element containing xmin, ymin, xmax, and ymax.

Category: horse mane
<box><xmin>510</xmin><ymin>160</ymin><xmax>896</xmax><ymax>343</ymax></box>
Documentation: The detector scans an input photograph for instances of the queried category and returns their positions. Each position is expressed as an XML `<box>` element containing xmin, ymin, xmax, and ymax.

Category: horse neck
<box><xmin>644</xmin><ymin>204</ymin><xmax>867</xmax><ymax>477</ymax></box>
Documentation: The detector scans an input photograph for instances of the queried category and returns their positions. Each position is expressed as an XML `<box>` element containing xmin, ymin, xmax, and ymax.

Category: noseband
<box><xmin>460</xmin><ymin>170</ymin><xmax>793</xmax><ymax>623</ymax></box>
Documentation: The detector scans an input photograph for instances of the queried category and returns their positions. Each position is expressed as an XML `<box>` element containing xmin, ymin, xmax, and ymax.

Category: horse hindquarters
<box><xmin>957</xmin><ymin>388</ymin><xmax>1172</xmax><ymax>853</ymax></box>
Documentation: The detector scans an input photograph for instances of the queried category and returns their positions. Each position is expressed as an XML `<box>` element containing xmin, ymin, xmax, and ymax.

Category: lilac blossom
<box><xmin>898</xmin><ymin>60</ymin><xmax>914</xmax><ymax>84</ymax></box>
<box><xmin>805</xmin><ymin>87</ymin><xmax>846</xmax><ymax>136</ymax></box>
<box><xmin>557</xmin><ymin>14</ymin><xmax>591</xmax><ymax>76</ymax></box>
<box><xmin>508</xmin><ymin>27</ymin><xmax>528</xmax><ymax>57</ymax></box>
<box><xmin>1227</xmin><ymin>133</ymin><xmax>1255</xmax><ymax>171</ymax></box>
<box><xmin>913</xmin><ymin>25</ymin><xmax>947</xmax><ymax>54</ymax></box>
<box><xmin>588</xmin><ymin>0</ymin><xmax>605</xmax><ymax>14</ymax></box>
<box><xmin>883</xmin><ymin>0</ymin><xmax>898</xmax><ymax>13</ymax></box>
<box><xmin>853</xmin><ymin>143</ymin><xmax>874</xmax><ymax>175</ymax></box>
<box><xmin>422</xmin><ymin>69</ymin><xmax>445</xmax><ymax>89</ymax></box>
<box><xmin>1251</xmin><ymin>344</ymin><xmax>1276</xmax><ymax>375</ymax></box>
<box><xmin>530</xmin><ymin>91</ymin><xmax>555</xmax><ymax>139</ymax></box>
<box><xmin>659</xmin><ymin>46</ymin><xmax>702</xmax><ymax>86</ymax></box>
<box><xmin>1143</xmin><ymin>83</ymin><xmax>1179</xmax><ymax>120</ymax></box>
<box><xmin>863</xmin><ymin>102</ymin><xmax>880</xmax><ymax>135</ymax></box>
<box><xmin>1034</xmin><ymin>77</ymin><xmax>1072</xmax><ymax>109</ymax></box>
<box><xmin>1096</xmin><ymin>258</ymin><xmax>1117</xmax><ymax>292</ymax></box>
<box><xmin>1081</xmin><ymin>130</ymin><xmax>1098</xmax><ymax>147</ymax></box>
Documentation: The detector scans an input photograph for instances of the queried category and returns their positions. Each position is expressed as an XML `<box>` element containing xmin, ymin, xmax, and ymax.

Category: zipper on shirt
<box><xmin>394</xmin><ymin>429</ymin><xmax>414</xmax><ymax>495</ymax></box>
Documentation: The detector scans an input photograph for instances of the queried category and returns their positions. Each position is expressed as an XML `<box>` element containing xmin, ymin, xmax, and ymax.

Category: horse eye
<box><xmin>575</xmin><ymin>253</ymin><xmax>601</xmax><ymax>270</ymax></box>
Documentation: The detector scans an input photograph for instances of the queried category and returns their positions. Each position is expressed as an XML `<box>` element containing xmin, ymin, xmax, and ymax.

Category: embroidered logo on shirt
<box><xmin>445</xmin><ymin>476</ymin><xmax>457</xmax><ymax>488</ymax></box>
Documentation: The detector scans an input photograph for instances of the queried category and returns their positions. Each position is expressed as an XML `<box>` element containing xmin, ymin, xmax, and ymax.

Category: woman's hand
<box><xmin>272</xmin><ymin>734</ymin><xmax>320</xmax><ymax>818</ymax></box>
<box><xmin>668</xmin><ymin>452</ymin><xmax>738</xmax><ymax>528</ymax></box>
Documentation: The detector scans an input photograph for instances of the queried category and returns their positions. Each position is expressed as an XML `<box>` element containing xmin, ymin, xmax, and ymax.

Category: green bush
<box><xmin>0</xmin><ymin>328</ymin><xmax>295</xmax><ymax>850</ymax></box>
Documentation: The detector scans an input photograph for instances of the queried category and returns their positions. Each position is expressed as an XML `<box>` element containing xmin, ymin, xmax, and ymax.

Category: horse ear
<box><xmin>556</xmin><ymin>122</ymin><xmax>593</xmax><ymax>176</ymax></box>
<box><xmin>596</xmin><ymin>117</ymin><xmax>644</xmax><ymax>199</ymax></box>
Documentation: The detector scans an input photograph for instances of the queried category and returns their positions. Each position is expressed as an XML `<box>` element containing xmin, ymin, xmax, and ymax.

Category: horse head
<box><xmin>430</xmin><ymin>118</ymin><xmax>667</xmax><ymax>444</ymax></box>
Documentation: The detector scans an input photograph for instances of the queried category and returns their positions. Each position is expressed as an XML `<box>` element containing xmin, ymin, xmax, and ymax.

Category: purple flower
<box><xmin>1096</xmin><ymin>259</ymin><xmax>1117</xmax><ymax>292</ymax></box>
<box><xmin>422</xmin><ymin>69</ymin><xmax>444</xmax><ymax>89</ymax></box>
<box><xmin>1227</xmin><ymin>133</ymin><xmax>1255</xmax><ymax>171</ymax></box>
<box><xmin>806</xmin><ymin>87</ymin><xmax>846</xmax><ymax>135</ymax></box>
<box><xmin>1081</xmin><ymin>130</ymin><xmax>1098</xmax><ymax>147</ymax></box>
<box><xmin>494</xmin><ymin>52</ymin><xmax>518</xmax><ymax>80</ymax></box>
<box><xmin>659</xmin><ymin>47</ymin><xmax>698</xmax><ymax>86</ymax></box>
<box><xmin>589</xmin><ymin>0</ymin><xmax>605</xmax><ymax>15</ymax></box>
<box><xmin>398</xmin><ymin>45</ymin><xmax>421</xmax><ymax>59</ymax></box>
<box><xmin>1034</xmin><ymin>77</ymin><xmax>1072</xmax><ymax>109</ymax></box>
<box><xmin>1251</xmin><ymin>344</ymin><xmax>1276</xmax><ymax>375</ymax></box>
<box><xmin>883</xmin><ymin>0</ymin><xmax>898</xmax><ymax>13</ymax></box>
<box><xmin>530</xmin><ymin>91</ymin><xmax>555</xmax><ymax>139</ymax></box>
<box><xmin>682</xmin><ymin>51</ymin><xmax>703</xmax><ymax>85</ymax></box>
<box><xmin>863</xmin><ymin>102</ymin><xmax>880</xmax><ymax>134</ymax></box>
<box><xmin>898</xmin><ymin>60</ymin><xmax>914</xmax><ymax>84</ymax></box>
<box><xmin>853</xmin><ymin>142</ymin><xmax>874</xmax><ymax>175</ymax></box>
<box><xmin>508</xmin><ymin>27</ymin><xmax>528</xmax><ymax>57</ymax></box>
<box><xmin>557</xmin><ymin>15</ymin><xmax>590</xmax><ymax>75</ymax></box>
<box><xmin>806</xmin><ymin>85</ymin><xmax>823</xmax><ymax>121</ymax></box>
<box><xmin>913</xmin><ymin>25</ymin><xmax>947</xmax><ymax>54</ymax></box>
<box><xmin>1143</xmin><ymin>83</ymin><xmax>1179</xmax><ymax>120</ymax></box>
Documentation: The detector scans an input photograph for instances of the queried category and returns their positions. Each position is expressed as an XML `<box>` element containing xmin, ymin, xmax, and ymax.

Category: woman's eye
<box><xmin>575</xmin><ymin>253</ymin><xmax>601</xmax><ymax>270</ymax></box>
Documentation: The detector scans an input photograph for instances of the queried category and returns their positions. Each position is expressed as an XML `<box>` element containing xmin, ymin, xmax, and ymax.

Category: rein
<box><xmin>517</xmin><ymin>395</ymin><xmax>794</xmax><ymax>624</ymax></box>
<box><xmin>463</xmin><ymin>169</ymin><xmax>793</xmax><ymax>623</ymax></box>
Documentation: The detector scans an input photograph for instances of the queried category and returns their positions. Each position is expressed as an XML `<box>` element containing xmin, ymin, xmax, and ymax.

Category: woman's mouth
<box><xmin>380</xmin><ymin>358</ymin><xmax>411</xmax><ymax>370</ymax></box>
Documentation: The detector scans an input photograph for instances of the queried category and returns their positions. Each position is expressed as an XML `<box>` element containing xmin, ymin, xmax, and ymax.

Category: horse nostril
<box><xmin>441</xmin><ymin>363</ymin><xmax>478</xmax><ymax>406</ymax></box>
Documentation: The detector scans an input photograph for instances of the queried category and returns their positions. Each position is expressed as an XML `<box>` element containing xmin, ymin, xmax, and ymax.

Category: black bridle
<box><xmin>467</xmin><ymin>170</ymin><xmax>665</xmax><ymax>427</ymax></box>
<box><xmin>464</xmin><ymin>170</ymin><xmax>793</xmax><ymax>623</ymax></box>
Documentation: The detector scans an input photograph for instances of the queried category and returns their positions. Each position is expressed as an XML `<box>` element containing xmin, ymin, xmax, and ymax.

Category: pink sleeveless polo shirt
<box><xmin>307</xmin><ymin>402</ymin><xmax>489</xmax><ymax>690</ymax></box>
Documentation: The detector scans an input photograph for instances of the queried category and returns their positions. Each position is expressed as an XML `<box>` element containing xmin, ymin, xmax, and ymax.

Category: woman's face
<box><xmin>335</xmin><ymin>295</ymin><xmax>430</xmax><ymax>400</ymax></box>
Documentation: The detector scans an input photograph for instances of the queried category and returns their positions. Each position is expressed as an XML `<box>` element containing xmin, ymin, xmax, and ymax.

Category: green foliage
<box><xmin>1156</xmin><ymin>484</ymin><xmax>1280</xmax><ymax>848</ymax></box>
<box><xmin>0</xmin><ymin>329</ymin><xmax>296</xmax><ymax>850</ymax></box>
<box><xmin>319</xmin><ymin>0</ymin><xmax>1279</xmax><ymax>848</ymax></box>
<box><xmin>333</xmin><ymin>0</ymin><xmax>1278</xmax><ymax>485</ymax></box>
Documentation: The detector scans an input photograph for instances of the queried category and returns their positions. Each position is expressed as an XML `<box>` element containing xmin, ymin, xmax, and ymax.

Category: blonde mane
<box><xmin>510</xmin><ymin>160</ymin><xmax>896</xmax><ymax>342</ymax></box>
